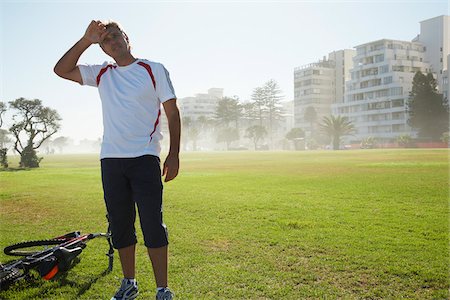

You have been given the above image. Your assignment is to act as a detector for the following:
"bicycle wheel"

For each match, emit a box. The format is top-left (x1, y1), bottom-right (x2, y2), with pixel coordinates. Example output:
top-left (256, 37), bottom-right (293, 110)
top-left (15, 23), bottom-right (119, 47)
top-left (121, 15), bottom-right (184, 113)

top-left (4, 240), bottom-right (64, 257)
top-left (0, 267), bottom-right (23, 290)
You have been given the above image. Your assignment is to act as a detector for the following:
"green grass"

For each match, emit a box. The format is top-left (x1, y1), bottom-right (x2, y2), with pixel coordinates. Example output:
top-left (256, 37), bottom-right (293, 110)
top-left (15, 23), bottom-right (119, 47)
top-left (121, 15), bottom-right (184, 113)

top-left (0, 150), bottom-right (448, 299)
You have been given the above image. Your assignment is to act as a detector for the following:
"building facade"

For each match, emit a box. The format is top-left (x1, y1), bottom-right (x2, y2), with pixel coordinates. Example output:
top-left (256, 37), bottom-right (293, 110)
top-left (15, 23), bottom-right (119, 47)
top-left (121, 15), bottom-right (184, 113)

top-left (294, 15), bottom-right (449, 144)
top-left (293, 49), bottom-right (355, 135)
top-left (443, 53), bottom-right (450, 100)
top-left (413, 15), bottom-right (450, 92)
top-left (335, 39), bottom-right (431, 142)
top-left (178, 88), bottom-right (224, 121)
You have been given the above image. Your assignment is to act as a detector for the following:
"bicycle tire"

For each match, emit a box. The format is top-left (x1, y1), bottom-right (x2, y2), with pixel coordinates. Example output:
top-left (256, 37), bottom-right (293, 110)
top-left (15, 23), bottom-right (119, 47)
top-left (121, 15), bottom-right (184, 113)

top-left (4, 240), bottom-right (65, 257)
top-left (0, 267), bottom-right (22, 290)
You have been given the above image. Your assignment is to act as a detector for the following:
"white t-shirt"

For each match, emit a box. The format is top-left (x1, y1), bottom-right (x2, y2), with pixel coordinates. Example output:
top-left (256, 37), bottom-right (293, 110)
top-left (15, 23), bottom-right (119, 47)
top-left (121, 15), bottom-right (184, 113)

top-left (78, 59), bottom-right (176, 159)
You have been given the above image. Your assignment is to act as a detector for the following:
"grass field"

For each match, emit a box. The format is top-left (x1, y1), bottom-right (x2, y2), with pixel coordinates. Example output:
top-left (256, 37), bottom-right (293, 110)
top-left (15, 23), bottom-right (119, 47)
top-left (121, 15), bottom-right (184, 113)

top-left (0, 149), bottom-right (448, 299)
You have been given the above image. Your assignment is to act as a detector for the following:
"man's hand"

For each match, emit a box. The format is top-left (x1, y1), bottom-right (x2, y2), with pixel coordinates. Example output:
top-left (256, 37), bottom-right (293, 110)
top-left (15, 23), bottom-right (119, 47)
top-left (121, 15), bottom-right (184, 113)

top-left (83, 20), bottom-right (108, 44)
top-left (162, 153), bottom-right (179, 182)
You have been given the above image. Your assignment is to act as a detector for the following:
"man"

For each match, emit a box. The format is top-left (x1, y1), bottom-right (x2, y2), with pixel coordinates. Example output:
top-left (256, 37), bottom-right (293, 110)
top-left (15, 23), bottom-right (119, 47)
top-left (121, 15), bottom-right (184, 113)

top-left (54, 20), bottom-right (180, 300)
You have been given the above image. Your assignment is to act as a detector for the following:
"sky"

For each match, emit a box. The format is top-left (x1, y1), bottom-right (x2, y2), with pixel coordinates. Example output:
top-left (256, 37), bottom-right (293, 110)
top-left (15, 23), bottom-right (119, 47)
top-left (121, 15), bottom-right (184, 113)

top-left (0, 0), bottom-right (448, 142)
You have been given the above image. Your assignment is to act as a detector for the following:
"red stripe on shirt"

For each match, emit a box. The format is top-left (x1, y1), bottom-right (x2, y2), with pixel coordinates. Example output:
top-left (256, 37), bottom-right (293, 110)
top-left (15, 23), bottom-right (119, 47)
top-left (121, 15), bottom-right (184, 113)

top-left (149, 109), bottom-right (161, 142)
top-left (137, 61), bottom-right (156, 89)
top-left (96, 65), bottom-right (116, 86)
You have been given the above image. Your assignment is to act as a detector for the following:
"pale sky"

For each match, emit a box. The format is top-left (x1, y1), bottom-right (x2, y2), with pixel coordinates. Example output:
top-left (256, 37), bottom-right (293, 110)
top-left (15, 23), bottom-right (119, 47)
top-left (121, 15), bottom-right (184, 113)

top-left (1, 0), bottom-right (448, 141)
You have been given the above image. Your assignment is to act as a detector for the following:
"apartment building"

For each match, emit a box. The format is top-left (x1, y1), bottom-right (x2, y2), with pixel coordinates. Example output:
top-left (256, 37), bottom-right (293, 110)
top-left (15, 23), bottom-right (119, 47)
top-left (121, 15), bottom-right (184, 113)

top-left (413, 15), bottom-right (450, 92)
top-left (335, 39), bottom-right (431, 142)
top-left (293, 49), bottom-right (355, 135)
top-left (178, 88), bottom-right (224, 121)
top-left (279, 100), bottom-right (295, 135)
top-left (443, 54), bottom-right (450, 100)
top-left (293, 15), bottom-right (448, 143)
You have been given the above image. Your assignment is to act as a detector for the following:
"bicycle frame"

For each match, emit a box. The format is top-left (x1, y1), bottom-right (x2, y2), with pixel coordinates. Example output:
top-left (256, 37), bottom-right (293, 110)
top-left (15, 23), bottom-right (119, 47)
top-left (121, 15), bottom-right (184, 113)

top-left (1, 224), bottom-right (114, 290)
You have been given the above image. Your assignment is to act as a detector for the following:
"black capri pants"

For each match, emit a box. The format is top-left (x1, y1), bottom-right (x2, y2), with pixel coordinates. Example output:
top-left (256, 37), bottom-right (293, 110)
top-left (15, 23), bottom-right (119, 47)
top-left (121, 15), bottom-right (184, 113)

top-left (101, 155), bottom-right (169, 249)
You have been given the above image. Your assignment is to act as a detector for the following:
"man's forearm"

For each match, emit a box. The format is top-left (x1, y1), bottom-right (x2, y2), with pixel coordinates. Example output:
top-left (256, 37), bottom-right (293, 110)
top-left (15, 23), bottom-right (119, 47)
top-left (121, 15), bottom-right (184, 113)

top-left (54, 37), bottom-right (92, 75)
top-left (167, 110), bottom-right (181, 155)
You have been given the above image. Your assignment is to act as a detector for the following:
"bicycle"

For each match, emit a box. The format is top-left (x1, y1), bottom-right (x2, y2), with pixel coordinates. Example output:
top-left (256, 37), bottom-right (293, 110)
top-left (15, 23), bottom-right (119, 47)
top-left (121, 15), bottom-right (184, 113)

top-left (0, 217), bottom-right (114, 290)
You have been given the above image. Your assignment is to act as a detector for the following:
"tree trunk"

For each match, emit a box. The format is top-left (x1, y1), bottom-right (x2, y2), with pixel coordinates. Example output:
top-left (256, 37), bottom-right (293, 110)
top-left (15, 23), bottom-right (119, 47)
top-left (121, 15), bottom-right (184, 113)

top-left (333, 136), bottom-right (340, 150)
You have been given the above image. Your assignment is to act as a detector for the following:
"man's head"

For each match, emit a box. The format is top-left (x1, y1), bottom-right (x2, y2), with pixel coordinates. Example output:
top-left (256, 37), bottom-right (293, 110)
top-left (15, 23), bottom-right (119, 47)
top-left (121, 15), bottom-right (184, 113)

top-left (99, 21), bottom-right (131, 58)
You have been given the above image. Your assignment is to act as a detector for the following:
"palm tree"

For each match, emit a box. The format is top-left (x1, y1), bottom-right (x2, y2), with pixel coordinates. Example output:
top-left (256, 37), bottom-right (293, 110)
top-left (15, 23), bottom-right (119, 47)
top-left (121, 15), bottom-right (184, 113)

top-left (182, 116), bottom-right (192, 151)
top-left (319, 115), bottom-right (355, 150)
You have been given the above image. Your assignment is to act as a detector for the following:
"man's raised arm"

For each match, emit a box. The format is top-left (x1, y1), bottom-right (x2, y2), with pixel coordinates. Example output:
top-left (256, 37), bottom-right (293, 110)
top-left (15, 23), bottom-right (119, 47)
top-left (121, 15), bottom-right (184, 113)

top-left (54, 20), bottom-right (107, 84)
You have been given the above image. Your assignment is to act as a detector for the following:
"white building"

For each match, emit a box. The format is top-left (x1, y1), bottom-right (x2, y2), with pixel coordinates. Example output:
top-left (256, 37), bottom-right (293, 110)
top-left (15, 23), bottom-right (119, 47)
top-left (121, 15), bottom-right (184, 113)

top-left (293, 49), bottom-right (355, 135)
top-left (335, 39), bottom-right (431, 142)
top-left (413, 15), bottom-right (450, 92)
top-left (178, 88), bottom-right (224, 121)
top-left (279, 100), bottom-right (295, 135)
top-left (443, 54), bottom-right (450, 100)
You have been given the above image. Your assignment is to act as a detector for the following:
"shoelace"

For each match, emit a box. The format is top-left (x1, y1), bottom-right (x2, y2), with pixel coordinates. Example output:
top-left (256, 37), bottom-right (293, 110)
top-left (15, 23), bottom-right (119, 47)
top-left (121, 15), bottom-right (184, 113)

top-left (158, 289), bottom-right (173, 300)
top-left (115, 280), bottom-right (134, 298)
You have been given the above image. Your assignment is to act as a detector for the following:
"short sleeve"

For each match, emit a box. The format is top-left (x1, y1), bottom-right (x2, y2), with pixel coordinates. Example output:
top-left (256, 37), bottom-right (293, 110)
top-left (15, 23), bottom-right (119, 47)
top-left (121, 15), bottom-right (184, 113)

top-left (78, 63), bottom-right (106, 87)
top-left (155, 63), bottom-right (177, 103)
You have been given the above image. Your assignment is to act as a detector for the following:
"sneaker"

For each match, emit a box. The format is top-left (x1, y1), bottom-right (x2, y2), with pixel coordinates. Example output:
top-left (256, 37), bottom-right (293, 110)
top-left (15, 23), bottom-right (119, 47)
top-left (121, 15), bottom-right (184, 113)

top-left (111, 278), bottom-right (139, 300)
top-left (156, 287), bottom-right (174, 300)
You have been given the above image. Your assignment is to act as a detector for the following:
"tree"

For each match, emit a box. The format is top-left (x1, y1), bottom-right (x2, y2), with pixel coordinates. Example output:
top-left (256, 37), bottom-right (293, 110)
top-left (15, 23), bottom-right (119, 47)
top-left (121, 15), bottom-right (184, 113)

top-left (360, 136), bottom-right (377, 149)
top-left (0, 101), bottom-right (9, 168)
top-left (396, 134), bottom-right (413, 148)
top-left (182, 116), bottom-right (192, 151)
top-left (216, 127), bottom-right (239, 150)
top-left (52, 136), bottom-right (69, 153)
top-left (441, 132), bottom-right (449, 145)
top-left (251, 87), bottom-right (267, 127)
top-left (319, 115), bottom-right (355, 150)
top-left (245, 125), bottom-right (267, 150)
top-left (407, 71), bottom-right (449, 140)
top-left (215, 96), bottom-right (242, 129)
top-left (263, 80), bottom-right (284, 146)
top-left (197, 116), bottom-right (211, 133)
top-left (0, 127), bottom-right (9, 168)
top-left (189, 127), bottom-right (199, 151)
top-left (285, 127), bottom-right (305, 150)
top-left (0, 101), bottom-right (6, 128)
top-left (9, 98), bottom-right (61, 168)
top-left (0, 129), bottom-right (12, 149)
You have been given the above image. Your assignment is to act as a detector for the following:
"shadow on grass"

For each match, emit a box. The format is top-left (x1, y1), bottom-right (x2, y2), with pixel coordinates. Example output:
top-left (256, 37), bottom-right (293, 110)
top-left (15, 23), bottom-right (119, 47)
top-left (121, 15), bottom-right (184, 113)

top-left (1, 258), bottom-right (112, 298)
top-left (0, 167), bottom-right (30, 172)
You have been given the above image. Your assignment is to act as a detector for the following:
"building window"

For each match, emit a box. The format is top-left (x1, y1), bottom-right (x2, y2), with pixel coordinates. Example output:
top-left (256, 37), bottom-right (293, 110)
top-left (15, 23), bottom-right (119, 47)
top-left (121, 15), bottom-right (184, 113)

top-left (379, 65), bottom-right (389, 73)
top-left (375, 54), bottom-right (384, 63)
top-left (390, 87), bottom-right (403, 96)
top-left (391, 99), bottom-right (404, 107)
top-left (392, 124), bottom-right (405, 132)
top-left (384, 76), bottom-right (393, 84)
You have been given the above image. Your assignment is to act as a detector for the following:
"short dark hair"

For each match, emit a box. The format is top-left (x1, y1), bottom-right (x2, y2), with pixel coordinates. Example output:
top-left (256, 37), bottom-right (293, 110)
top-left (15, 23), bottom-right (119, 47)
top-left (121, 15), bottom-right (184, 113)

top-left (104, 20), bottom-right (126, 34)
top-left (102, 20), bottom-right (130, 46)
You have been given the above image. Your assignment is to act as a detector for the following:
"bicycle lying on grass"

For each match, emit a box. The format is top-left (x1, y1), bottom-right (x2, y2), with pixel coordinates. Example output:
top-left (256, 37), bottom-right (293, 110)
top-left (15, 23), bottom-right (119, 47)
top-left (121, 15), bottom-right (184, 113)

top-left (0, 219), bottom-right (114, 291)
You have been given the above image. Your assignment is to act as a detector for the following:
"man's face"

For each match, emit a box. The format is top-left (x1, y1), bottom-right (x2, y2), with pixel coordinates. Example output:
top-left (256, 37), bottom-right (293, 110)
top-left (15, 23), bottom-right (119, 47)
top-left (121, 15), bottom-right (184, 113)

top-left (99, 27), bottom-right (130, 58)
